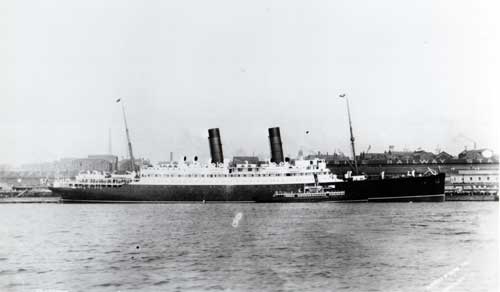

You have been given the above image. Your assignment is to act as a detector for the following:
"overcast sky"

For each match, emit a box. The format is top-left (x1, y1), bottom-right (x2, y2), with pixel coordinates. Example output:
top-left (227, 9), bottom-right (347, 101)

top-left (1, 0), bottom-right (499, 165)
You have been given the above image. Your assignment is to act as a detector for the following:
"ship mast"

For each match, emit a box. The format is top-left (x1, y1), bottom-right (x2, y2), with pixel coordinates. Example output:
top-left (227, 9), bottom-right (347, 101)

top-left (117, 98), bottom-right (137, 172)
top-left (108, 127), bottom-right (112, 154)
top-left (339, 94), bottom-right (358, 174)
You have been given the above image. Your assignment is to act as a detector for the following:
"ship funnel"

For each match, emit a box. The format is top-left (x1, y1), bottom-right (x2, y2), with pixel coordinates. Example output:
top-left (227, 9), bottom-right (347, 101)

top-left (268, 127), bottom-right (284, 164)
top-left (208, 128), bottom-right (224, 164)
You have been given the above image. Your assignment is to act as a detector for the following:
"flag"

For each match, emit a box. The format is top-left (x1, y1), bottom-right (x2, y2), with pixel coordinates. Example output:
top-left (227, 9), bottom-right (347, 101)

top-left (116, 98), bottom-right (121, 103)
top-left (339, 94), bottom-right (346, 98)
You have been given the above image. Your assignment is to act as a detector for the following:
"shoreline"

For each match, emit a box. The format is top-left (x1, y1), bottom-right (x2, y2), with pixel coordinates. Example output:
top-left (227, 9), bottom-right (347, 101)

top-left (0, 197), bottom-right (61, 203)
top-left (1, 196), bottom-right (498, 203)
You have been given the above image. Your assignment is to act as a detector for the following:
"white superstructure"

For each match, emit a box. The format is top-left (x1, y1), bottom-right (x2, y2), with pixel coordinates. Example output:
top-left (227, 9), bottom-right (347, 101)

top-left (53, 158), bottom-right (346, 189)
top-left (137, 158), bottom-right (344, 186)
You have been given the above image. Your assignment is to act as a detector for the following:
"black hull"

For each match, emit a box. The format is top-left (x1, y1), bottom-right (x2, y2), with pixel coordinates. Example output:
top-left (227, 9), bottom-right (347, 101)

top-left (50, 173), bottom-right (445, 203)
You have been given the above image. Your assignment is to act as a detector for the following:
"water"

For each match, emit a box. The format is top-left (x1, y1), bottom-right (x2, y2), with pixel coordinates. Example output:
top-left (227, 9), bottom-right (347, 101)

top-left (0, 202), bottom-right (497, 291)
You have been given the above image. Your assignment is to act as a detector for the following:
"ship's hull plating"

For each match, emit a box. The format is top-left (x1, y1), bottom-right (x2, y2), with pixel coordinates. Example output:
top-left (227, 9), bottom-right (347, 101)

top-left (50, 174), bottom-right (445, 203)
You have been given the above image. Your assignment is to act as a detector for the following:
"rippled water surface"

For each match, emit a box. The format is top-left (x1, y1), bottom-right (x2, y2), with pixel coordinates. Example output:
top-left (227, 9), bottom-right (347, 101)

top-left (0, 202), bottom-right (498, 291)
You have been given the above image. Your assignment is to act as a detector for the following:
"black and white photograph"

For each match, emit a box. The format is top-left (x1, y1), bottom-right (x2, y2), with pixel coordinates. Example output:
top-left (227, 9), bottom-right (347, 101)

top-left (1, 0), bottom-right (498, 291)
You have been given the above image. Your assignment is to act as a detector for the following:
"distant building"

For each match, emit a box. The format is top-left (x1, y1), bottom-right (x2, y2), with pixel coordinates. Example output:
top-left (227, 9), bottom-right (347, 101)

top-left (0, 164), bottom-right (13, 172)
top-left (298, 147), bottom-right (500, 166)
top-left (458, 149), bottom-right (497, 162)
top-left (118, 158), bottom-right (151, 172)
top-left (304, 152), bottom-right (349, 162)
top-left (359, 152), bottom-right (387, 161)
top-left (87, 155), bottom-right (118, 171)
top-left (11, 155), bottom-right (119, 177)
top-left (69, 158), bottom-right (113, 173)
top-left (411, 150), bottom-right (435, 161)
top-left (386, 151), bottom-right (414, 161)
top-left (435, 151), bottom-right (453, 161)
top-left (53, 155), bottom-right (119, 176)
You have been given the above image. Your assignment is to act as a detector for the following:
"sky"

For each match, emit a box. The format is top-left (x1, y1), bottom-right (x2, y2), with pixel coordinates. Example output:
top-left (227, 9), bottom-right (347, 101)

top-left (1, 0), bottom-right (499, 165)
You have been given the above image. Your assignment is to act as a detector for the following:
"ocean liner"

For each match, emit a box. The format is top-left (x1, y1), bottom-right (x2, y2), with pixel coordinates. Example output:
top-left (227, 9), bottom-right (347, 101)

top-left (50, 127), bottom-right (445, 203)
top-left (50, 98), bottom-right (445, 203)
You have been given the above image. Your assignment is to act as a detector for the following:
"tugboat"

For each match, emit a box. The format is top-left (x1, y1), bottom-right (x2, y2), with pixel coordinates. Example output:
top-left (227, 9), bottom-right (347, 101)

top-left (270, 174), bottom-right (347, 202)
top-left (272, 186), bottom-right (344, 202)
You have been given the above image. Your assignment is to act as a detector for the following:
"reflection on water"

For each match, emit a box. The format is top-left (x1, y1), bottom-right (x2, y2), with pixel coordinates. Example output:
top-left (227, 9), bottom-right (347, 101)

top-left (0, 202), bottom-right (497, 291)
